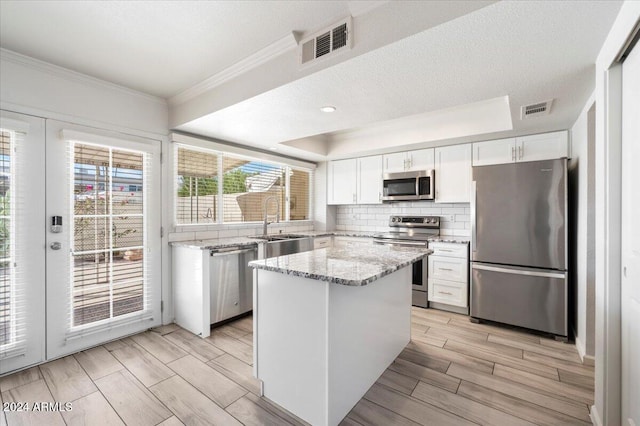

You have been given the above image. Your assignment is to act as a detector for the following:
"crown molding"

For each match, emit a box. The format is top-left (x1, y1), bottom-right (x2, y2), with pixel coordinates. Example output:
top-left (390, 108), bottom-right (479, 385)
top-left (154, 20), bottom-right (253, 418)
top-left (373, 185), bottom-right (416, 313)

top-left (0, 48), bottom-right (167, 105)
top-left (169, 32), bottom-right (298, 107)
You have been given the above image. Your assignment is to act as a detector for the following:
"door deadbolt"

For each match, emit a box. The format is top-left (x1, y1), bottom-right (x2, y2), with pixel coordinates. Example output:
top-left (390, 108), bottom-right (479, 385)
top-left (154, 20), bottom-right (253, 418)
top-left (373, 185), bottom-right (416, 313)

top-left (50, 242), bottom-right (62, 250)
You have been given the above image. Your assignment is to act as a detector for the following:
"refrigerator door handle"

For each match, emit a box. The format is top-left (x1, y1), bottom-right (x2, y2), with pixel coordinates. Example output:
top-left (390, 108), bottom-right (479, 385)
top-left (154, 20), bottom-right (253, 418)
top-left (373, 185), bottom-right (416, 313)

top-left (471, 180), bottom-right (477, 253)
top-left (472, 263), bottom-right (566, 279)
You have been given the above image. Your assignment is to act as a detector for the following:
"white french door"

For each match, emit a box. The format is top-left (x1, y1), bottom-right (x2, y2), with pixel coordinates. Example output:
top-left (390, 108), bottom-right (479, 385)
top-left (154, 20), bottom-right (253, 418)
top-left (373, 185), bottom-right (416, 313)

top-left (0, 111), bottom-right (46, 374)
top-left (45, 120), bottom-right (162, 359)
top-left (621, 40), bottom-right (639, 426)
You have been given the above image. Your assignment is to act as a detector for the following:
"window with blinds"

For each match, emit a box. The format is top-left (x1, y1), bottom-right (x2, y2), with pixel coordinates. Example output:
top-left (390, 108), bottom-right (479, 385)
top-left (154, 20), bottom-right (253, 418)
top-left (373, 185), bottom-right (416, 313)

top-left (0, 124), bottom-right (28, 357)
top-left (175, 145), bottom-right (312, 225)
top-left (0, 129), bottom-right (15, 347)
top-left (72, 142), bottom-right (149, 327)
top-left (176, 147), bottom-right (219, 224)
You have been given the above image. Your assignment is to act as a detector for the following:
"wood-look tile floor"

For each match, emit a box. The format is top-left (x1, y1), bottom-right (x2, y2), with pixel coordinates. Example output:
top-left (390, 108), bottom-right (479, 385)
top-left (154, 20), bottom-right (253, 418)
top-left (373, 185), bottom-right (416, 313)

top-left (0, 308), bottom-right (594, 426)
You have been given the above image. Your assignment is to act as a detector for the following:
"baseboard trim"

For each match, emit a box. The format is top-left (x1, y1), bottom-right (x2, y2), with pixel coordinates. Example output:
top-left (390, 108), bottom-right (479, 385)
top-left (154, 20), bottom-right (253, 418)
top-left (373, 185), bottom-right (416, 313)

top-left (575, 335), bottom-right (586, 360)
top-left (590, 404), bottom-right (602, 426)
top-left (574, 335), bottom-right (596, 366)
top-left (583, 354), bottom-right (596, 367)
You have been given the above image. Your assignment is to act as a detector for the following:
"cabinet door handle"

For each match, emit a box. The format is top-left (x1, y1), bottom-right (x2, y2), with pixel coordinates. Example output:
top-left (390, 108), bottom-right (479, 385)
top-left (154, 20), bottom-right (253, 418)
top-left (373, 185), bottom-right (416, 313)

top-left (511, 146), bottom-right (516, 161)
top-left (379, 192), bottom-right (382, 201)
top-left (353, 193), bottom-right (356, 203)
top-left (518, 145), bottom-right (523, 160)
top-left (439, 268), bottom-right (454, 271)
top-left (438, 291), bottom-right (453, 296)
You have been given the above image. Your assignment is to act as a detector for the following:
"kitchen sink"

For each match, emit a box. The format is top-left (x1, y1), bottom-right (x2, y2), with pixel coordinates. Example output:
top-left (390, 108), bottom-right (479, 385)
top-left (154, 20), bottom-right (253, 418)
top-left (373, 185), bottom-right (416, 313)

top-left (253, 236), bottom-right (313, 257)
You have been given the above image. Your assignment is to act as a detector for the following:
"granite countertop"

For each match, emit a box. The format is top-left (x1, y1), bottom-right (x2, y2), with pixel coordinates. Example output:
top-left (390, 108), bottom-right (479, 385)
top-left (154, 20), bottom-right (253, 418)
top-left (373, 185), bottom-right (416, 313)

top-left (170, 231), bottom-right (469, 250)
top-left (249, 244), bottom-right (432, 286)
top-left (170, 237), bottom-right (260, 250)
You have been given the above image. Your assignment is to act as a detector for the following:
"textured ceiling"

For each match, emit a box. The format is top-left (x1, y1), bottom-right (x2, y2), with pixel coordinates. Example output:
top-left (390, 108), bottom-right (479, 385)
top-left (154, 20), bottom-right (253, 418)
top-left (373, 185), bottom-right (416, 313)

top-left (0, 0), bottom-right (375, 97)
top-left (0, 1), bottom-right (624, 161)
top-left (177, 0), bottom-right (622, 160)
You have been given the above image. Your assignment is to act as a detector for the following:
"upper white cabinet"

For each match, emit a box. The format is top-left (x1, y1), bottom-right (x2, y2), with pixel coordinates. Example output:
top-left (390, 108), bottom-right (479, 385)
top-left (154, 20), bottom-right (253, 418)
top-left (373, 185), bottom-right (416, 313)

top-left (515, 131), bottom-right (569, 162)
top-left (472, 131), bottom-right (569, 166)
top-left (327, 158), bottom-right (357, 205)
top-left (357, 155), bottom-right (383, 204)
top-left (472, 138), bottom-right (516, 166)
top-left (383, 148), bottom-right (434, 173)
top-left (434, 144), bottom-right (472, 203)
top-left (383, 152), bottom-right (407, 173)
top-left (328, 156), bottom-right (382, 205)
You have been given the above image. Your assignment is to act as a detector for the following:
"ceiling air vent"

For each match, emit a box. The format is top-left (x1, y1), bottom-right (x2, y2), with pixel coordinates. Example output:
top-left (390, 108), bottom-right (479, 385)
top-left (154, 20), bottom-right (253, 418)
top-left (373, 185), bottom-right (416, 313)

top-left (300, 17), bottom-right (352, 65)
top-left (521, 99), bottom-right (554, 119)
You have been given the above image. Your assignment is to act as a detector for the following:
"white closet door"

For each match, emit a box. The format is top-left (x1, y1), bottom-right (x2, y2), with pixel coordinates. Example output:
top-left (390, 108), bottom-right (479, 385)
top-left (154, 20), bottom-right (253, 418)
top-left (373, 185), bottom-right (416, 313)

top-left (621, 40), bottom-right (640, 426)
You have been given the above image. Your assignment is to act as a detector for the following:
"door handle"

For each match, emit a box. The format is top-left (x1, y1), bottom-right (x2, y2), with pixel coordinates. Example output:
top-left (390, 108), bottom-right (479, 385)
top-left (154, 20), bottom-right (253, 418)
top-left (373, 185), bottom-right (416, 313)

top-left (50, 242), bottom-right (62, 250)
top-left (511, 146), bottom-right (516, 161)
top-left (471, 181), bottom-right (477, 252)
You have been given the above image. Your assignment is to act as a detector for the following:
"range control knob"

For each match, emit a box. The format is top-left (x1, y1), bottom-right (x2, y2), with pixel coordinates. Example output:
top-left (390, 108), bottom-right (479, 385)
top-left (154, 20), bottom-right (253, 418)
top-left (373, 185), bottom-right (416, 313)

top-left (391, 217), bottom-right (397, 223)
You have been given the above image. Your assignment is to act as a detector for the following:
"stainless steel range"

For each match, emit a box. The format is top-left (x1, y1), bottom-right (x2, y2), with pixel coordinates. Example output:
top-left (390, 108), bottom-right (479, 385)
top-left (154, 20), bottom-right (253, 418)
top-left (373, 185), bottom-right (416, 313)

top-left (374, 216), bottom-right (440, 308)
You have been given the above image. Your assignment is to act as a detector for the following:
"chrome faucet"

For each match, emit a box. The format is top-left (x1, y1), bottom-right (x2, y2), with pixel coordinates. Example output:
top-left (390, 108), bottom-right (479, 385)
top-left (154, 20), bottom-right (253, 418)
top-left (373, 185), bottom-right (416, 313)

top-left (263, 196), bottom-right (280, 236)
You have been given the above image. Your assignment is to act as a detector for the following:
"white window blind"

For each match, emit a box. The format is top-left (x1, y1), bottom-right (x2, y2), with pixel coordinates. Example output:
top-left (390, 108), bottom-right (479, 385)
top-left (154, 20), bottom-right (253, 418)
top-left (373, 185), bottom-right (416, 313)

top-left (175, 144), bottom-right (313, 225)
top-left (0, 126), bottom-right (25, 357)
top-left (70, 141), bottom-right (151, 329)
top-left (175, 146), bottom-right (219, 224)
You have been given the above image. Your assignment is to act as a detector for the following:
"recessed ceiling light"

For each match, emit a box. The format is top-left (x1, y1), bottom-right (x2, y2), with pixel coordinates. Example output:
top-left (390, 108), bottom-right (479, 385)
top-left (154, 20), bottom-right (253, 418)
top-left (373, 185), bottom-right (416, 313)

top-left (320, 106), bottom-right (336, 113)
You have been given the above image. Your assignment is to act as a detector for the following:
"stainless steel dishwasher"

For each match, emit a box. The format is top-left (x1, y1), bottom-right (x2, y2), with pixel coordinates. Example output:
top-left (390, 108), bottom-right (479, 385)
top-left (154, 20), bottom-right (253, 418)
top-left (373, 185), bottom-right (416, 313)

top-left (209, 245), bottom-right (257, 325)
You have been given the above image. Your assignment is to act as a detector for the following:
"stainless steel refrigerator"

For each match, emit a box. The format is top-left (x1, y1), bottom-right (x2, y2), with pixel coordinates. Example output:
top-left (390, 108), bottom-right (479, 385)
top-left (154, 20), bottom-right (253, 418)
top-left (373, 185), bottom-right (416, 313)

top-left (470, 158), bottom-right (568, 338)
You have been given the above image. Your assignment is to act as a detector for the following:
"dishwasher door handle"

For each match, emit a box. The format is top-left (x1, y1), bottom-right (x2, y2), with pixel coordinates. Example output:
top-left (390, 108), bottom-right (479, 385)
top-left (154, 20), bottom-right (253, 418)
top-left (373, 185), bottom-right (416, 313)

top-left (210, 247), bottom-right (256, 256)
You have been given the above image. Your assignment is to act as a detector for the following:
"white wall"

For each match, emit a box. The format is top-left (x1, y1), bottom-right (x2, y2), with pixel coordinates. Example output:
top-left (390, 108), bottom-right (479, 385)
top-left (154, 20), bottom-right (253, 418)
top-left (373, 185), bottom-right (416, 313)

top-left (592, 2), bottom-right (640, 425)
top-left (0, 48), bottom-right (172, 323)
top-left (569, 92), bottom-right (595, 361)
top-left (335, 202), bottom-right (470, 235)
top-left (0, 49), bottom-right (167, 136)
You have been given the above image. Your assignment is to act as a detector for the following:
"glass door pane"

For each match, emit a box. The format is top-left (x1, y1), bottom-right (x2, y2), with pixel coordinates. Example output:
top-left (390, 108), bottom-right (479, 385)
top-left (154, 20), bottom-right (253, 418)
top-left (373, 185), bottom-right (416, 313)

top-left (72, 143), bottom-right (147, 327)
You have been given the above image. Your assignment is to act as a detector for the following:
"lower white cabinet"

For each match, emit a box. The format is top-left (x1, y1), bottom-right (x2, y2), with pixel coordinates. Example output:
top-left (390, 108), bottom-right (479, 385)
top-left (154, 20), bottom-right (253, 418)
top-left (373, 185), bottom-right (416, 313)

top-left (427, 242), bottom-right (469, 309)
top-left (428, 279), bottom-right (467, 307)
top-left (313, 236), bottom-right (331, 249)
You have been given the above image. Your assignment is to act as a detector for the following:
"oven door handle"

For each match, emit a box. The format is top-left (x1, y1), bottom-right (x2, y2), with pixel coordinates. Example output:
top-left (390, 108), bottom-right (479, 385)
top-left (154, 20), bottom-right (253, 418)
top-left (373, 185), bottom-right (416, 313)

top-left (373, 239), bottom-right (427, 247)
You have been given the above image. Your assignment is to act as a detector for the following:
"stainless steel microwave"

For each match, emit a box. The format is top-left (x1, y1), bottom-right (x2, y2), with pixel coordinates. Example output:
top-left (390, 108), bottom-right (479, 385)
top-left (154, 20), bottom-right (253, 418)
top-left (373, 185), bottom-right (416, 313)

top-left (382, 170), bottom-right (435, 202)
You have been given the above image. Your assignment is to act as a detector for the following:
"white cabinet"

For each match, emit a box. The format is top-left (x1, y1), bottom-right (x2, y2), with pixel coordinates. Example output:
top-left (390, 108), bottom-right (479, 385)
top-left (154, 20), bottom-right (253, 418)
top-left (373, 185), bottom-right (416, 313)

top-left (472, 138), bottom-right (516, 166)
top-left (516, 131), bottom-right (569, 162)
top-left (327, 158), bottom-right (357, 205)
top-left (313, 236), bottom-right (331, 249)
top-left (434, 144), bottom-right (471, 203)
top-left (328, 156), bottom-right (382, 205)
top-left (472, 131), bottom-right (569, 166)
top-left (383, 148), bottom-right (434, 173)
top-left (383, 152), bottom-right (407, 173)
top-left (427, 242), bottom-right (469, 309)
top-left (332, 236), bottom-right (373, 247)
top-left (357, 155), bottom-right (383, 204)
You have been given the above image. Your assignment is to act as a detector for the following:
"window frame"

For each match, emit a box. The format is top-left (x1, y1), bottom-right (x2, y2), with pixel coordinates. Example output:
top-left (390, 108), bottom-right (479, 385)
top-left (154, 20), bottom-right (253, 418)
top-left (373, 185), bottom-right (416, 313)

top-left (172, 134), bottom-right (315, 227)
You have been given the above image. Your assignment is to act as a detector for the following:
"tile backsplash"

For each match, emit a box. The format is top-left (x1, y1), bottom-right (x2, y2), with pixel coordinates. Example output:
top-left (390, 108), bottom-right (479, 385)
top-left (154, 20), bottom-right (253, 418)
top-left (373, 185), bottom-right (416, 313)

top-left (335, 202), bottom-right (471, 236)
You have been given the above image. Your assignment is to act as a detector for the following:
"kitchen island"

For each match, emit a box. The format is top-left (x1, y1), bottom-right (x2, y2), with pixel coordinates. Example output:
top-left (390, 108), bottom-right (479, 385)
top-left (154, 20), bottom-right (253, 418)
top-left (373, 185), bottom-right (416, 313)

top-left (249, 244), bottom-right (431, 426)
